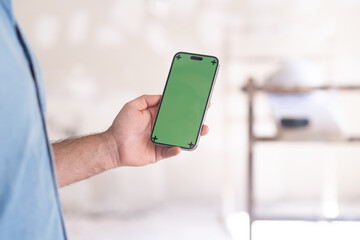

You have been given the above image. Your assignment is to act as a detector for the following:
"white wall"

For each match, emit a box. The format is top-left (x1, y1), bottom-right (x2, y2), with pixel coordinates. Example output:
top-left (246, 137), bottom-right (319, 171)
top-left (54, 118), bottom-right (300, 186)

top-left (13, 0), bottom-right (360, 218)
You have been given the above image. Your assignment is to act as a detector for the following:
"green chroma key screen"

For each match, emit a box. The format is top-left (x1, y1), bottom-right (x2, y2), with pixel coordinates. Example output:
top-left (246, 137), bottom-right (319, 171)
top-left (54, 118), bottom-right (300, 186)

top-left (151, 52), bottom-right (219, 150)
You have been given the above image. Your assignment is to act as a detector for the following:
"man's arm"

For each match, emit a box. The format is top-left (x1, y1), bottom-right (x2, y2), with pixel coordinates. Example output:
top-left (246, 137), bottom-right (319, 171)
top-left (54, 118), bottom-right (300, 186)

top-left (52, 95), bottom-right (209, 187)
top-left (52, 132), bottom-right (118, 187)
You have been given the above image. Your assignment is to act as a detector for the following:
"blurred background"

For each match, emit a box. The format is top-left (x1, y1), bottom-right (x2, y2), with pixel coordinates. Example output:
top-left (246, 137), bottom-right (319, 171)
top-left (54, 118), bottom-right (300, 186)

top-left (13, 0), bottom-right (360, 239)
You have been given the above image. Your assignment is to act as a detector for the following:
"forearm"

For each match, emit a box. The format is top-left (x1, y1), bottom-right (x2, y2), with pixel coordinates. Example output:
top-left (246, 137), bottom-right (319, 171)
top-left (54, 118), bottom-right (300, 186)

top-left (52, 131), bottom-right (119, 187)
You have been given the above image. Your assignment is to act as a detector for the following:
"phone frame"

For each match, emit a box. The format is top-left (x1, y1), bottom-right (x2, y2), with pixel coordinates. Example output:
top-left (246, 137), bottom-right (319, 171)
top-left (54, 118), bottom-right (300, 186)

top-left (150, 51), bottom-right (220, 150)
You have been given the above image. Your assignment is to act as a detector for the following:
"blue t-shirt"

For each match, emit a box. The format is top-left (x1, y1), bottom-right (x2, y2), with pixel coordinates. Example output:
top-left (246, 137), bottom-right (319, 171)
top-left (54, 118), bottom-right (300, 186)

top-left (0, 0), bottom-right (67, 239)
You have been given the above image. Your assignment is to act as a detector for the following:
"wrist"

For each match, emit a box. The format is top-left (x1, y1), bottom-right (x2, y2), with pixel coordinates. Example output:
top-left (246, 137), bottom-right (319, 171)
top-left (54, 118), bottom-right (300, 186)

top-left (102, 130), bottom-right (121, 169)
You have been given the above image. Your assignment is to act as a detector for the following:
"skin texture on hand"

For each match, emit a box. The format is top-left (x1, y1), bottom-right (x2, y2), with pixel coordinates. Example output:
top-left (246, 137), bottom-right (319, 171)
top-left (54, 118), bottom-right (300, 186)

top-left (53, 94), bottom-right (209, 187)
top-left (107, 94), bottom-right (209, 167)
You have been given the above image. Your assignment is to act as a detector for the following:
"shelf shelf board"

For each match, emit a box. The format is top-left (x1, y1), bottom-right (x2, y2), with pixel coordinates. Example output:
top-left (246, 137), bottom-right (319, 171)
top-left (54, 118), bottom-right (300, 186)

top-left (242, 84), bottom-right (360, 94)
top-left (254, 136), bottom-right (360, 143)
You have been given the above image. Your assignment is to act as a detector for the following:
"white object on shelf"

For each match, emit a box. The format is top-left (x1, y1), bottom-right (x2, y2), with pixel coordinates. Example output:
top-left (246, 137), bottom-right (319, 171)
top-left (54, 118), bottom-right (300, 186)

top-left (265, 58), bottom-right (344, 141)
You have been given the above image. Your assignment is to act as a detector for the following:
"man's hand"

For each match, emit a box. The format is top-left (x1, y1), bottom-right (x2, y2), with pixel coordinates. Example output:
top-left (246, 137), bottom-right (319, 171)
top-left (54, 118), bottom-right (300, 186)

top-left (106, 94), bottom-right (209, 167)
top-left (53, 94), bottom-right (210, 187)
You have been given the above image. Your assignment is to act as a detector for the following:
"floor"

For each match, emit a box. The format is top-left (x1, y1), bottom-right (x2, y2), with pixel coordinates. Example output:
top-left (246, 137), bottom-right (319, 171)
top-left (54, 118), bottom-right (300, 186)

top-left (64, 202), bottom-right (232, 240)
top-left (253, 220), bottom-right (360, 240)
top-left (64, 203), bottom-right (360, 240)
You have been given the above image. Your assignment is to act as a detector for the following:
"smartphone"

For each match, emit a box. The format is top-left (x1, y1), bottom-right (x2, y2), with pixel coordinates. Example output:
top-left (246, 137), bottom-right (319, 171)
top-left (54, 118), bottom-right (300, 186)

top-left (151, 52), bottom-right (219, 150)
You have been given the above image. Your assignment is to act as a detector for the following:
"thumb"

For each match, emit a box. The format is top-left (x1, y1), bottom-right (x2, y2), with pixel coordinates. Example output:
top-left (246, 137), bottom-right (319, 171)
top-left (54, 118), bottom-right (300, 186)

top-left (134, 94), bottom-right (162, 110)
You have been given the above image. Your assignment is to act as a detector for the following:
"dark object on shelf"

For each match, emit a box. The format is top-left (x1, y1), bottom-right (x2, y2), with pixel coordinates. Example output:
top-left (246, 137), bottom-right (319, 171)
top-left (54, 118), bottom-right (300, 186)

top-left (280, 118), bottom-right (309, 128)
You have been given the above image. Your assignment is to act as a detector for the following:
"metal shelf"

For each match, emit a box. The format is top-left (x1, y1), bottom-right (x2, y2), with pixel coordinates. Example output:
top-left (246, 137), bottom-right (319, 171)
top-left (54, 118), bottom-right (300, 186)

top-left (241, 78), bottom-right (360, 239)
